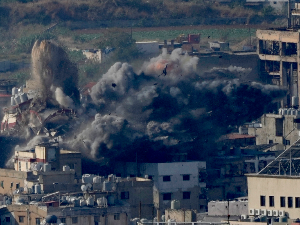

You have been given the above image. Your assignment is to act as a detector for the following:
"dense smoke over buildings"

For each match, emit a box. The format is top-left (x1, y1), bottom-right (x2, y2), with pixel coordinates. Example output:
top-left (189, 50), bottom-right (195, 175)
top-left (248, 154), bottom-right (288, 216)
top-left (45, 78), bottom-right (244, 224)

top-left (1, 41), bottom-right (287, 166)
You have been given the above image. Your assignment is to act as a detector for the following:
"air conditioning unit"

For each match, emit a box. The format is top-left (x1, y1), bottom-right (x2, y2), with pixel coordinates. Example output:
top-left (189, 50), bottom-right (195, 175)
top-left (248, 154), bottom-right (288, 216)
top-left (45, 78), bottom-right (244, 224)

top-left (241, 215), bottom-right (247, 220)
top-left (273, 210), bottom-right (279, 217)
top-left (279, 210), bottom-right (285, 217)
top-left (267, 210), bottom-right (273, 216)
top-left (249, 209), bottom-right (255, 216)
top-left (255, 209), bottom-right (261, 215)
top-left (261, 209), bottom-right (267, 216)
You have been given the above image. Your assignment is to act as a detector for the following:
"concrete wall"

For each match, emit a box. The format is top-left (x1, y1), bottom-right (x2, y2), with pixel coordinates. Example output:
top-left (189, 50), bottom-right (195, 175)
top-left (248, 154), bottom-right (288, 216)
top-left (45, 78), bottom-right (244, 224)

top-left (59, 150), bottom-right (82, 177)
top-left (247, 175), bottom-right (300, 219)
top-left (250, 114), bottom-right (300, 149)
top-left (165, 209), bottom-right (196, 222)
top-left (0, 169), bottom-right (35, 195)
top-left (208, 200), bottom-right (248, 216)
top-left (116, 179), bottom-right (154, 219)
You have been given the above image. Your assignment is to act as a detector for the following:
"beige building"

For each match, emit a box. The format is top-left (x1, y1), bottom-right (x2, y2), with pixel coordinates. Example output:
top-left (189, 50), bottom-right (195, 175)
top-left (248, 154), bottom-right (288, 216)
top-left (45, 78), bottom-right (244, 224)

top-left (247, 139), bottom-right (300, 220)
top-left (14, 142), bottom-right (82, 176)
top-left (248, 113), bottom-right (300, 150)
top-left (0, 200), bottom-right (130, 225)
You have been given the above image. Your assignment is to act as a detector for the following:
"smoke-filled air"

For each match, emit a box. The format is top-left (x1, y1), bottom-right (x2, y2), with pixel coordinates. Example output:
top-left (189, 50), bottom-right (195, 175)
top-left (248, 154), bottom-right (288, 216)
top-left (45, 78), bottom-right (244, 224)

top-left (6, 42), bottom-right (287, 165)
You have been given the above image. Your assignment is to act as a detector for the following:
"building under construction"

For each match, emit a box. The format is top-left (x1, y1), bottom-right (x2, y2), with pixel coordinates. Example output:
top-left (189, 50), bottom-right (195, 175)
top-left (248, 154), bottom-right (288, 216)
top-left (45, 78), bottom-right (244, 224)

top-left (257, 2), bottom-right (300, 107)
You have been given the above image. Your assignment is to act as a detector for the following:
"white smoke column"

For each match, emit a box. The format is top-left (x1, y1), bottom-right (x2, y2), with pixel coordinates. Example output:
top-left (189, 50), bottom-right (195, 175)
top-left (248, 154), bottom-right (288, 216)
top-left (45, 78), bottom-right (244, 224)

top-left (54, 87), bottom-right (75, 109)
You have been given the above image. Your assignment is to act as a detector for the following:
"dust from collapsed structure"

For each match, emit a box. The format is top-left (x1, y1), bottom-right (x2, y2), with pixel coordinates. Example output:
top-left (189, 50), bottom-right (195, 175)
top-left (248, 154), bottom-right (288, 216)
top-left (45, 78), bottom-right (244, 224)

top-left (0, 40), bottom-right (287, 172)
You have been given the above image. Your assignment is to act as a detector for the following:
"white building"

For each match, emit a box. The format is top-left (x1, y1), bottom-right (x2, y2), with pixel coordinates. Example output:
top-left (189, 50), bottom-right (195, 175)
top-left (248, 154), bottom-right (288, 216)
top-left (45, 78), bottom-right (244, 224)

top-left (115, 161), bottom-right (206, 214)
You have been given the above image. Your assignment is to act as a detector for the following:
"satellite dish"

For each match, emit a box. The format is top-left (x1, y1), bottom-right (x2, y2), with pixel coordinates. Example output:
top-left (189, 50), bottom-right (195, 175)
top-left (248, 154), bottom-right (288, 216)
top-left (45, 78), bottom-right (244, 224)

top-left (81, 185), bottom-right (87, 192)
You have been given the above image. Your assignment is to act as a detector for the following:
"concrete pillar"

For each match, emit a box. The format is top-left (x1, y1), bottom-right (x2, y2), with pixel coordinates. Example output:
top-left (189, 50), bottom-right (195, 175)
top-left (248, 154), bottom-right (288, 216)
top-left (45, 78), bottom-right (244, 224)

top-left (157, 209), bottom-right (161, 222)
top-left (281, 61), bottom-right (288, 107)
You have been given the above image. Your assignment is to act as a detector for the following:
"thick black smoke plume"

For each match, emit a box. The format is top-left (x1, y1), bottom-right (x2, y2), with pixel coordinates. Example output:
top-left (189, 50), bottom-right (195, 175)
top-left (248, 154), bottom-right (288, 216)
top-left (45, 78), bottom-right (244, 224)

top-left (67, 49), bottom-right (286, 162)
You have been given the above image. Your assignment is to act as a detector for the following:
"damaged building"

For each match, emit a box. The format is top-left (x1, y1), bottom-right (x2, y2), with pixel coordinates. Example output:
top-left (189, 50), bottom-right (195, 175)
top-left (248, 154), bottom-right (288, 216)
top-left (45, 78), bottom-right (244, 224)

top-left (256, 4), bottom-right (300, 107)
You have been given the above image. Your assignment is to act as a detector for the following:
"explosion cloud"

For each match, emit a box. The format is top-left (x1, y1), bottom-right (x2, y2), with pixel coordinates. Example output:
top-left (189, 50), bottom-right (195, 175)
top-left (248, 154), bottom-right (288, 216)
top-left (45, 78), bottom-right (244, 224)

top-left (67, 48), bottom-right (286, 162)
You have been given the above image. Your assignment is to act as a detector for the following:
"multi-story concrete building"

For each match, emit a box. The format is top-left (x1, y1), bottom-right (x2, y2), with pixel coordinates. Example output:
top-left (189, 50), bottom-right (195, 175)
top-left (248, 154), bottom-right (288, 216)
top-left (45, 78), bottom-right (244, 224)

top-left (256, 3), bottom-right (300, 107)
top-left (115, 161), bottom-right (207, 214)
top-left (247, 139), bottom-right (300, 220)
top-left (248, 113), bottom-right (300, 150)
top-left (0, 199), bottom-right (130, 225)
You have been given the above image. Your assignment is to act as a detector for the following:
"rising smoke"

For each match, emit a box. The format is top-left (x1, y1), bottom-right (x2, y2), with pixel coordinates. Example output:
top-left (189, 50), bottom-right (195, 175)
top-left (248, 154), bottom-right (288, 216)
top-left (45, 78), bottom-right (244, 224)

top-left (2, 42), bottom-right (287, 165)
top-left (67, 48), bottom-right (286, 162)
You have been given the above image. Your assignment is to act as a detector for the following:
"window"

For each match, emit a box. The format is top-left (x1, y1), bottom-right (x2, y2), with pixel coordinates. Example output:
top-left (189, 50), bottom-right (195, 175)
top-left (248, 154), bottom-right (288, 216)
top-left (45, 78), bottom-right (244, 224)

top-left (114, 214), bottom-right (120, 220)
top-left (6, 217), bottom-right (10, 222)
top-left (163, 176), bottom-right (171, 182)
top-left (296, 197), bottom-right (300, 208)
top-left (183, 175), bottom-right (190, 181)
top-left (260, 196), bottom-right (266, 206)
top-left (280, 197), bottom-right (285, 207)
top-left (269, 196), bottom-right (275, 207)
top-left (163, 193), bottom-right (172, 200)
top-left (269, 140), bottom-right (274, 144)
top-left (1, 181), bottom-right (3, 188)
top-left (288, 197), bottom-right (293, 208)
top-left (121, 191), bottom-right (129, 199)
top-left (36, 218), bottom-right (41, 225)
top-left (285, 140), bottom-right (291, 145)
top-left (60, 218), bottom-right (66, 223)
top-left (148, 175), bottom-right (153, 180)
top-left (183, 192), bottom-right (191, 199)
top-left (72, 217), bottom-right (78, 224)
top-left (16, 183), bottom-right (20, 189)
top-left (129, 174), bottom-right (135, 177)
top-left (19, 216), bottom-right (25, 223)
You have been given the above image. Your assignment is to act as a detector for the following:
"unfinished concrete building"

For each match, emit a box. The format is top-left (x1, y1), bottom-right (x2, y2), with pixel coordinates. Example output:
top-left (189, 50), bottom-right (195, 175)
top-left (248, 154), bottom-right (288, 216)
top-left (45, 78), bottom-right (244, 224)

top-left (257, 3), bottom-right (300, 107)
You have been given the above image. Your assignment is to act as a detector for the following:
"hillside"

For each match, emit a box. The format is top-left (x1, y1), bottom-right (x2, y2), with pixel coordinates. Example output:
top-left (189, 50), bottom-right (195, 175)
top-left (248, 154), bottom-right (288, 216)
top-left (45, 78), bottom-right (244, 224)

top-left (0, 0), bottom-right (263, 28)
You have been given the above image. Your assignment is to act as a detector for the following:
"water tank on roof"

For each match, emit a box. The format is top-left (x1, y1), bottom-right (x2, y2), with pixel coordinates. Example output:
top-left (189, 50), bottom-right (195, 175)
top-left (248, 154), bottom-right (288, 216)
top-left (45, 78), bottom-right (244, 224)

top-left (279, 108), bottom-right (283, 115)
top-left (292, 96), bottom-right (299, 107)
top-left (108, 174), bottom-right (115, 182)
top-left (72, 198), bottom-right (80, 207)
top-left (103, 181), bottom-right (111, 191)
top-left (171, 200), bottom-right (180, 209)
top-left (34, 184), bottom-right (41, 194)
top-left (44, 163), bottom-right (51, 172)
top-left (45, 215), bottom-right (57, 224)
top-left (80, 199), bottom-right (86, 206)
top-left (81, 185), bottom-right (87, 192)
top-left (20, 93), bottom-right (28, 103)
top-left (63, 165), bottom-right (70, 172)
top-left (12, 87), bottom-right (18, 96)
top-left (10, 97), bottom-right (15, 106)
top-left (14, 96), bottom-right (21, 105)
top-left (107, 195), bottom-right (115, 205)
top-left (87, 197), bottom-right (94, 206)
top-left (82, 174), bottom-right (94, 183)
top-left (93, 176), bottom-right (101, 183)
top-left (18, 87), bottom-right (23, 94)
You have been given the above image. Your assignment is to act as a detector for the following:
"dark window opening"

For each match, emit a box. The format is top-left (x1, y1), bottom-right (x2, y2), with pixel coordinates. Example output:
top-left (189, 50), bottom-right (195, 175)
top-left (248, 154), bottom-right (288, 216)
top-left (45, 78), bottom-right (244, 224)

top-left (163, 176), bottom-right (171, 182)
top-left (114, 214), bottom-right (120, 220)
top-left (269, 140), bottom-right (274, 144)
top-left (288, 197), bottom-right (293, 208)
top-left (163, 193), bottom-right (172, 200)
top-left (148, 175), bottom-right (153, 180)
top-left (260, 195), bottom-right (266, 206)
top-left (19, 216), bottom-right (25, 223)
top-left (183, 174), bottom-right (190, 181)
top-left (72, 217), bottom-right (78, 224)
top-left (6, 217), bottom-right (10, 222)
top-left (280, 196), bottom-right (285, 207)
top-left (296, 197), bottom-right (300, 208)
top-left (183, 192), bottom-right (191, 199)
top-left (285, 140), bottom-right (291, 145)
top-left (269, 196), bottom-right (275, 207)
top-left (121, 191), bottom-right (129, 199)
top-left (36, 218), bottom-right (41, 225)
top-left (60, 218), bottom-right (66, 223)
